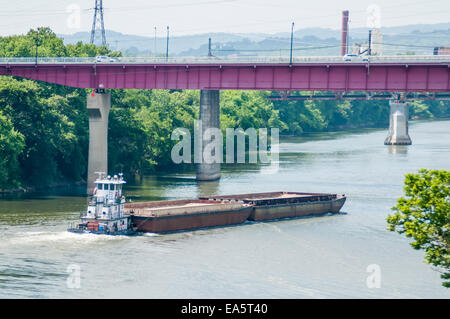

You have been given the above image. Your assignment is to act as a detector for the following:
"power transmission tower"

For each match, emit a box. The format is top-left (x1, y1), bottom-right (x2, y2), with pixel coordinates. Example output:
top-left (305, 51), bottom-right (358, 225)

top-left (90, 0), bottom-right (107, 46)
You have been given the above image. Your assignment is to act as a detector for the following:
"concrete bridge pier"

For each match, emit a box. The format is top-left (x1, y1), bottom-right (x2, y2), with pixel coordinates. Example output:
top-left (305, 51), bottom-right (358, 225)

top-left (384, 100), bottom-right (412, 146)
top-left (87, 91), bottom-right (111, 194)
top-left (196, 90), bottom-right (221, 181)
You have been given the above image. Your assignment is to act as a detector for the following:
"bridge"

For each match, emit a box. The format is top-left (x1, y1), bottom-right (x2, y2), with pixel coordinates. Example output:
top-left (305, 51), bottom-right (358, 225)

top-left (1, 55), bottom-right (450, 191)
top-left (1, 56), bottom-right (449, 91)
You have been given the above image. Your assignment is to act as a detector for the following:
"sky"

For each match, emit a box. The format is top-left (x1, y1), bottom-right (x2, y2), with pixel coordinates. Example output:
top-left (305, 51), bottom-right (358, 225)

top-left (0, 0), bottom-right (449, 37)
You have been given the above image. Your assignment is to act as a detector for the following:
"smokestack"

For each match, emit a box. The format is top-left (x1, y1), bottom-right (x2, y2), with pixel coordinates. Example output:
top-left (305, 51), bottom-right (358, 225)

top-left (341, 10), bottom-right (349, 56)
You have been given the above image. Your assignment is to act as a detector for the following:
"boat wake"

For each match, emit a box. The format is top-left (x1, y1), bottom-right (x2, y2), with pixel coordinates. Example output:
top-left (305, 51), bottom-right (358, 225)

top-left (3, 231), bottom-right (128, 247)
top-left (142, 232), bottom-right (161, 237)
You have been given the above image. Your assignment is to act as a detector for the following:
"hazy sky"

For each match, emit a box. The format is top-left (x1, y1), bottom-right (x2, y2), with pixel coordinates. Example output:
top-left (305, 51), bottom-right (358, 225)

top-left (0, 0), bottom-right (449, 37)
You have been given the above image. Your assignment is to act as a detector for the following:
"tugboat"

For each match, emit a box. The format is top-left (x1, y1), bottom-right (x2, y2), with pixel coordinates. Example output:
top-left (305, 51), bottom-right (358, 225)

top-left (68, 173), bottom-right (135, 235)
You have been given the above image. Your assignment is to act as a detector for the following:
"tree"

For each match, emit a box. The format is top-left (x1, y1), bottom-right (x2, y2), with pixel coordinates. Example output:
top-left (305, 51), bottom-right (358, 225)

top-left (387, 169), bottom-right (450, 287)
top-left (0, 77), bottom-right (85, 186)
top-left (0, 110), bottom-right (25, 190)
top-left (221, 91), bottom-right (286, 131)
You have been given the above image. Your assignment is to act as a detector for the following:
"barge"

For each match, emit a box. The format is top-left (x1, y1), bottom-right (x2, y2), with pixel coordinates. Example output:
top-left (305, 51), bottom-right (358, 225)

top-left (200, 192), bottom-right (346, 221)
top-left (125, 199), bottom-right (253, 233)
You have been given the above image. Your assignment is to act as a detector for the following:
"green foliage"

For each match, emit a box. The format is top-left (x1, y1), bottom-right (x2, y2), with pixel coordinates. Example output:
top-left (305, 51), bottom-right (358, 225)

top-left (0, 77), bottom-right (87, 186)
top-left (109, 90), bottom-right (199, 175)
top-left (273, 94), bottom-right (449, 133)
top-left (221, 91), bottom-right (286, 131)
top-left (387, 169), bottom-right (450, 288)
top-left (272, 96), bottom-right (389, 133)
top-left (0, 27), bottom-right (120, 58)
top-left (409, 101), bottom-right (433, 119)
top-left (0, 27), bottom-right (121, 189)
top-left (0, 110), bottom-right (25, 189)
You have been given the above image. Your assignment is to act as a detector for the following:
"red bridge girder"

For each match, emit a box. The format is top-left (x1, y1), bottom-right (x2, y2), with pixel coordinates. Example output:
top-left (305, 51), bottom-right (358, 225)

top-left (0, 62), bottom-right (449, 92)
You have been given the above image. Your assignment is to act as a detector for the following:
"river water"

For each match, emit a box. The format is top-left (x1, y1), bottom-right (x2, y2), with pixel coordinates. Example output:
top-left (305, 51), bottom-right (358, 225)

top-left (1, 120), bottom-right (449, 298)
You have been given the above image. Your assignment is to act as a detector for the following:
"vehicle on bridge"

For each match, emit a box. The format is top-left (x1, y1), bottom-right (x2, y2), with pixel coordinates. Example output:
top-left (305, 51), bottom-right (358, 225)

top-left (343, 54), bottom-right (369, 62)
top-left (433, 47), bottom-right (450, 55)
top-left (96, 56), bottom-right (117, 63)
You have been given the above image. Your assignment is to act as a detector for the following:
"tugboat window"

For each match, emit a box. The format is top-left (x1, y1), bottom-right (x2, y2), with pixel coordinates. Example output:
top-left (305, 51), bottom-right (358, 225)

top-left (98, 184), bottom-right (103, 190)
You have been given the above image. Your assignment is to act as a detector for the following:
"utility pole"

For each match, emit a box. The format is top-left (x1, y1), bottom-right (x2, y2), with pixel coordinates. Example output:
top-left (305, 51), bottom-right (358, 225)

top-left (34, 27), bottom-right (41, 65)
top-left (154, 27), bottom-right (157, 56)
top-left (166, 26), bottom-right (169, 60)
top-left (290, 22), bottom-right (295, 65)
top-left (90, 0), bottom-right (107, 46)
top-left (368, 30), bottom-right (372, 56)
top-left (35, 41), bottom-right (38, 65)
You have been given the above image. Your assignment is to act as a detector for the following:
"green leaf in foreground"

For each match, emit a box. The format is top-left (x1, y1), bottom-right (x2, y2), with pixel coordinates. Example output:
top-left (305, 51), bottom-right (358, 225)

top-left (387, 169), bottom-right (450, 288)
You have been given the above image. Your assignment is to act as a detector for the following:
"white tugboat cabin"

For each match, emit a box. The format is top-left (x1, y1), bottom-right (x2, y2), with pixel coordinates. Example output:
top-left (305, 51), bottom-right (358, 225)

top-left (68, 173), bottom-right (135, 235)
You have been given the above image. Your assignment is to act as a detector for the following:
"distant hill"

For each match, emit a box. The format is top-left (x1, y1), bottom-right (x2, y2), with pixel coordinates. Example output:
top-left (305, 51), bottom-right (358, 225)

top-left (58, 22), bottom-right (450, 57)
top-left (59, 30), bottom-right (263, 56)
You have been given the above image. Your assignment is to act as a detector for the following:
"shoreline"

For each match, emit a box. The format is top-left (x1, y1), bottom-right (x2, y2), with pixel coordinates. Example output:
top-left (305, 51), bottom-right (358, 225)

top-left (2, 117), bottom-right (449, 194)
top-left (0, 180), bottom-right (85, 195)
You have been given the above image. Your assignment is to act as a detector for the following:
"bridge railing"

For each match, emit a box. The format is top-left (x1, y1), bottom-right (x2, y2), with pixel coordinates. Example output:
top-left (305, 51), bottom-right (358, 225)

top-left (0, 55), bottom-right (449, 64)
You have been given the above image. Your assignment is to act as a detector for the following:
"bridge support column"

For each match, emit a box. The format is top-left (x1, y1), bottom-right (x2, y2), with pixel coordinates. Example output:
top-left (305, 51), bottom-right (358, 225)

top-left (196, 90), bottom-right (221, 181)
top-left (384, 100), bottom-right (412, 146)
top-left (87, 91), bottom-right (111, 194)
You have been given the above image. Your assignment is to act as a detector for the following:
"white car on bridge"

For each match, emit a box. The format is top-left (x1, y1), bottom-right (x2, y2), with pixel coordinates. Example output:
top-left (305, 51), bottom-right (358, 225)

top-left (343, 54), bottom-right (369, 62)
top-left (96, 56), bottom-right (117, 63)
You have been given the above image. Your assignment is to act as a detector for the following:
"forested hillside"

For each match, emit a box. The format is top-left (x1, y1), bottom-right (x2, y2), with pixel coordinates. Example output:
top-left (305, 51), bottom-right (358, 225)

top-left (0, 28), bottom-right (449, 191)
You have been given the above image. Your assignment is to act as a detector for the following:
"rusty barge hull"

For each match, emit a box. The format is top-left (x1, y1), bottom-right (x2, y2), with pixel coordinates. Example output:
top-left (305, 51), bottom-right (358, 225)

top-left (125, 199), bottom-right (252, 233)
top-left (200, 192), bottom-right (347, 221)
top-left (248, 196), bottom-right (346, 221)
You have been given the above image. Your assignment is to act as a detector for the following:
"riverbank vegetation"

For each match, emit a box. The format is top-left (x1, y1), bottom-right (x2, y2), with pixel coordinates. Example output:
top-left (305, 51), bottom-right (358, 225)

top-left (1, 28), bottom-right (450, 190)
top-left (387, 169), bottom-right (450, 288)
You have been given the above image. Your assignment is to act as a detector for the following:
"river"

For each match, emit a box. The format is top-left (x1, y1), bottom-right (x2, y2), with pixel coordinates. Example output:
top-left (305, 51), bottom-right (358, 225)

top-left (1, 120), bottom-right (449, 298)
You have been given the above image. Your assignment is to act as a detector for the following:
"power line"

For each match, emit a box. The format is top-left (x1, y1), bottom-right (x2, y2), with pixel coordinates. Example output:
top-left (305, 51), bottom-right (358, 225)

top-left (374, 42), bottom-right (443, 49)
top-left (213, 44), bottom-right (341, 52)
top-left (104, 0), bottom-right (238, 12)
top-left (90, 0), bottom-right (107, 47)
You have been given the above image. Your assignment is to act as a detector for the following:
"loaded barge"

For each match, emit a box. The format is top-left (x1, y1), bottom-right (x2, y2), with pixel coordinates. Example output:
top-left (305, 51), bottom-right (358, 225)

top-left (68, 173), bottom-right (346, 235)
top-left (125, 199), bottom-right (252, 233)
top-left (200, 192), bottom-right (347, 221)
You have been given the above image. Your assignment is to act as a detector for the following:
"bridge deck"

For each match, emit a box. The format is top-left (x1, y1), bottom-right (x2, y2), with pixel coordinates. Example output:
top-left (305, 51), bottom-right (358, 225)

top-left (0, 55), bottom-right (449, 65)
top-left (1, 56), bottom-right (449, 92)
